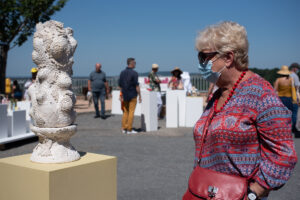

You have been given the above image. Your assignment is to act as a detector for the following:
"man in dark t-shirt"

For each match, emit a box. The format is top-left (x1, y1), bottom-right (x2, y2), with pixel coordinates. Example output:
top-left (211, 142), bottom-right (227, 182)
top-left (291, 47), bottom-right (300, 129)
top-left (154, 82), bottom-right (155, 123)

top-left (88, 63), bottom-right (109, 118)
top-left (118, 58), bottom-right (142, 134)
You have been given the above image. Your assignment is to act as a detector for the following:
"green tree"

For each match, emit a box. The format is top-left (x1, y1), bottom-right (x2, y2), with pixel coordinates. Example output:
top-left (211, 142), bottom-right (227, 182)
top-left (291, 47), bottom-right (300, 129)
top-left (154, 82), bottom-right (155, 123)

top-left (0, 0), bottom-right (68, 93)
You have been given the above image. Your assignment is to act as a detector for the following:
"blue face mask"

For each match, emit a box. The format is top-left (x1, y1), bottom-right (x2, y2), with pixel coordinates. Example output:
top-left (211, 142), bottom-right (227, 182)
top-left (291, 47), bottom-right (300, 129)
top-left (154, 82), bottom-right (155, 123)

top-left (198, 60), bottom-right (226, 84)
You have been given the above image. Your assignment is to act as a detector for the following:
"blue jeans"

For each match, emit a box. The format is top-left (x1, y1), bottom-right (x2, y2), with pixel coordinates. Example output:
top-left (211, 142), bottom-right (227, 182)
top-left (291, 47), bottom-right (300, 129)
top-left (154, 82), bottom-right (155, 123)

top-left (93, 90), bottom-right (106, 116)
top-left (279, 97), bottom-right (293, 111)
top-left (292, 103), bottom-right (298, 128)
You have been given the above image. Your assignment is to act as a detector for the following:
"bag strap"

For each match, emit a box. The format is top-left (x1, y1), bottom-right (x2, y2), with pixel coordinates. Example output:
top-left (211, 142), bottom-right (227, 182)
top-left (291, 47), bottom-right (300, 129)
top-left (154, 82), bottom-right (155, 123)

top-left (197, 108), bottom-right (215, 162)
top-left (197, 105), bottom-right (259, 180)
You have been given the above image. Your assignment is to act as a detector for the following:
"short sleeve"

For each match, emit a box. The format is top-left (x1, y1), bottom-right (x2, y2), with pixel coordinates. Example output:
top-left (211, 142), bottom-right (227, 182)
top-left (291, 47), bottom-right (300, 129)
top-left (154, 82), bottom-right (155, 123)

top-left (294, 75), bottom-right (300, 87)
top-left (89, 72), bottom-right (93, 81)
top-left (254, 85), bottom-right (297, 189)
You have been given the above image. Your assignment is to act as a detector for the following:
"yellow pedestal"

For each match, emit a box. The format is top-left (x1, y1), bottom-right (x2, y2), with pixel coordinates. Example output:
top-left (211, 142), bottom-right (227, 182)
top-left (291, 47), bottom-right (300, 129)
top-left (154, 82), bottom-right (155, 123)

top-left (0, 153), bottom-right (117, 200)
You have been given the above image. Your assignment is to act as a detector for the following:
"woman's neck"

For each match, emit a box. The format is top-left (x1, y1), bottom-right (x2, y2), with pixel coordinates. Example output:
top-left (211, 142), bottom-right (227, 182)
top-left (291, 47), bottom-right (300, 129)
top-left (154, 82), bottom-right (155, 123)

top-left (217, 67), bottom-right (247, 98)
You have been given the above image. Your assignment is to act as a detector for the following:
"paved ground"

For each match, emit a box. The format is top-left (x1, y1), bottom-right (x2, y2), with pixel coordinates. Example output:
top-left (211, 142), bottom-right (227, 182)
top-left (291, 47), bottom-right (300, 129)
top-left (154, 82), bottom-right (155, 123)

top-left (1, 112), bottom-right (300, 200)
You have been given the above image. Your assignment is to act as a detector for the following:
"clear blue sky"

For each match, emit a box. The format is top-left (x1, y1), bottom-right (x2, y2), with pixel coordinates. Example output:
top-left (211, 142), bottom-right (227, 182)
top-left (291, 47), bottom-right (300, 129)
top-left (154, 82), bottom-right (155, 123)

top-left (6, 0), bottom-right (300, 77)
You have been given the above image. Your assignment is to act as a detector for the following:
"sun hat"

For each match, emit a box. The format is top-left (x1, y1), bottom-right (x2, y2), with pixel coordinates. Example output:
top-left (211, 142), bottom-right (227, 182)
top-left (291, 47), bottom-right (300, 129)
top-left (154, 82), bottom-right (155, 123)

top-left (171, 67), bottom-right (183, 75)
top-left (277, 65), bottom-right (291, 75)
top-left (152, 63), bottom-right (159, 69)
top-left (31, 67), bottom-right (38, 73)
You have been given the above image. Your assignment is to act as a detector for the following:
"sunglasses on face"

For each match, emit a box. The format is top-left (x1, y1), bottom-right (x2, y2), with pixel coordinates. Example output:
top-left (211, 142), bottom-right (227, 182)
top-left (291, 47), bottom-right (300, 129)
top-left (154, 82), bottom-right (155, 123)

top-left (198, 51), bottom-right (219, 63)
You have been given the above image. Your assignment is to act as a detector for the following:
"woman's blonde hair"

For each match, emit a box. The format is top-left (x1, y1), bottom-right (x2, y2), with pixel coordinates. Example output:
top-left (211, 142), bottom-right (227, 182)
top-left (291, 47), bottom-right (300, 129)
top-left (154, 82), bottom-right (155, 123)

top-left (196, 21), bottom-right (249, 70)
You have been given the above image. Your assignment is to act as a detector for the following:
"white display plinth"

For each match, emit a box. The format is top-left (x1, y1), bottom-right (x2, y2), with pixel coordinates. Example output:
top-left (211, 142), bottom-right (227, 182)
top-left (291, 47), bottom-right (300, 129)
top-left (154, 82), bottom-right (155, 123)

top-left (0, 105), bottom-right (36, 145)
top-left (177, 90), bottom-right (186, 127)
top-left (111, 90), bottom-right (141, 116)
top-left (17, 101), bottom-right (32, 133)
top-left (8, 110), bottom-right (26, 137)
top-left (166, 90), bottom-right (179, 128)
top-left (185, 97), bottom-right (204, 127)
top-left (111, 90), bottom-right (123, 115)
top-left (0, 104), bottom-right (8, 139)
top-left (141, 91), bottom-right (158, 132)
top-left (17, 101), bottom-right (31, 120)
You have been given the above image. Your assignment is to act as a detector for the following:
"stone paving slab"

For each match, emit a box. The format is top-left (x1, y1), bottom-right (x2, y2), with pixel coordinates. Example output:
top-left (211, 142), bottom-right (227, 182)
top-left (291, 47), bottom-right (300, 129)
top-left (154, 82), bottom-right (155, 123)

top-left (0, 112), bottom-right (299, 200)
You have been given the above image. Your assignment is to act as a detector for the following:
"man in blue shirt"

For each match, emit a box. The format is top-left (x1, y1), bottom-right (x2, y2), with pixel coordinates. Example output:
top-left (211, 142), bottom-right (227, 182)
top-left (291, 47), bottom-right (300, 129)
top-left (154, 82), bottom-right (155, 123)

top-left (119, 58), bottom-right (142, 134)
top-left (88, 63), bottom-right (109, 119)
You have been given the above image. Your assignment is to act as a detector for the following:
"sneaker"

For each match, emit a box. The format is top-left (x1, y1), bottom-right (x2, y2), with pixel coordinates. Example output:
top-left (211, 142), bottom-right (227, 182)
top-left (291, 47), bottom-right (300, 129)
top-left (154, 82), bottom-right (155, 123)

top-left (94, 115), bottom-right (100, 118)
top-left (122, 129), bottom-right (127, 134)
top-left (127, 130), bottom-right (138, 134)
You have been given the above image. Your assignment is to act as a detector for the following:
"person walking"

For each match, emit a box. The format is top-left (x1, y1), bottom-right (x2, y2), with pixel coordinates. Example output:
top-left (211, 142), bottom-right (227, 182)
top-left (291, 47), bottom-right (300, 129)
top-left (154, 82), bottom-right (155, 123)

top-left (289, 62), bottom-right (300, 136)
top-left (148, 63), bottom-right (163, 118)
top-left (119, 58), bottom-right (142, 134)
top-left (88, 63), bottom-right (109, 119)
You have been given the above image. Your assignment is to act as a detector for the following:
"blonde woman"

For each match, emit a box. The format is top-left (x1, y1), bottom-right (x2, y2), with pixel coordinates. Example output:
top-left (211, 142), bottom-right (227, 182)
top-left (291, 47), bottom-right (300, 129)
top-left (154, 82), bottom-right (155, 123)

top-left (183, 21), bottom-right (297, 200)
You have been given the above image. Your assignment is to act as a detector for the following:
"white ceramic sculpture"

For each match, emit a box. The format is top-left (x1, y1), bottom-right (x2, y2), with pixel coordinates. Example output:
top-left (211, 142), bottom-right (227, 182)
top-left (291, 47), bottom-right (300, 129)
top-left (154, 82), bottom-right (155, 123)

top-left (28, 20), bottom-right (80, 163)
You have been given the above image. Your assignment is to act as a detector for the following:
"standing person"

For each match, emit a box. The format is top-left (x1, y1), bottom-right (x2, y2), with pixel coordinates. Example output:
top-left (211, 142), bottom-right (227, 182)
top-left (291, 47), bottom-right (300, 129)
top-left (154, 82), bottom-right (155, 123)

top-left (88, 63), bottom-right (109, 119)
top-left (12, 80), bottom-right (22, 101)
top-left (24, 67), bottom-right (38, 101)
top-left (148, 63), bottom-right (163, 118)
top-left (5, 78), bottom-right (12, 98)
top-left (168, 67), bottom-right (183, 90)
top-left (183, 21), bottom-right (297, 200)
top-left (289, 62), bottom-right (300, 135)
top-left (274, 66), bottom-right (293, 112)
top-left (119, 57), bottom-right (142, 134)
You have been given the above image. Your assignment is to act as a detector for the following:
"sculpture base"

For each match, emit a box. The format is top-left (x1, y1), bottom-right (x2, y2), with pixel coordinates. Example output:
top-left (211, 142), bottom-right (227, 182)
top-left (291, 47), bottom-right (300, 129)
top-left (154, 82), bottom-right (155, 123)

top-left (30, 125), bottom-right (80, 163)
top-left (0, 153), bottom-right (117, 200)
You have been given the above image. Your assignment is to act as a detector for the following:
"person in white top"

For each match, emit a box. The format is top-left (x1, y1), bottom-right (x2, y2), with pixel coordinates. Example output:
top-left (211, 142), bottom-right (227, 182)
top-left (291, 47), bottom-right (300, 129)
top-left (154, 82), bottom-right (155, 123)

top-left (289, 62), bottom-right (300, 136)
top-left (24, 67), bottom-right (38, 101)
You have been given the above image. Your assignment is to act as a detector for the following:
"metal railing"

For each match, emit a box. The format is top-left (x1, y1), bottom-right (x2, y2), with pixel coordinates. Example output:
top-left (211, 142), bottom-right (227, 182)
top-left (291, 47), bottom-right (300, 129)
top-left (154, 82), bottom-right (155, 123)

top-left (8, 75), bottom-right (209, 96)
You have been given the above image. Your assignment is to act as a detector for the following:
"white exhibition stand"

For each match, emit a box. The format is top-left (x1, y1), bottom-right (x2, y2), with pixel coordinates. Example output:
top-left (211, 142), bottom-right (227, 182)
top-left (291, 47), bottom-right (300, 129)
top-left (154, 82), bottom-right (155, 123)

top-left (141, 90), bottom-right (157, 132)
top-left (111, 90), bottom-right (158, 132)
top-left (0, 104), bottom-right (8, 139)
top-left (0, 101), bottom-right (35, 145)
top-left (166, 90), bottom-right (179, 128)
top-left (185, 97), bottom-right (203, 127)
top-left (177, 90), bottom-right (186, 127)
top-left (111, 90), bottom-right (141, 116)
top-left (166, 90), bottom-right (204, 128)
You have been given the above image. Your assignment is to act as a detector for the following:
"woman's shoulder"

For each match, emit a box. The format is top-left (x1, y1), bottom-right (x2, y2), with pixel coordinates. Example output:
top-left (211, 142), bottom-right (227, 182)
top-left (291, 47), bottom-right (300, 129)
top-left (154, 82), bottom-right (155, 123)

top-left (241, 71), bottom-right (276, 97)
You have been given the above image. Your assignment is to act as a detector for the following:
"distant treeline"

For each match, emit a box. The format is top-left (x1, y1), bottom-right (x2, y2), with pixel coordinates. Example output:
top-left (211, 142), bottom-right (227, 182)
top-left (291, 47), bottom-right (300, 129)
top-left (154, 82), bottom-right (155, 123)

top-left (250, 68), bottom-right (280, 85)
top-left (143, 68), bottom-right (296, 86)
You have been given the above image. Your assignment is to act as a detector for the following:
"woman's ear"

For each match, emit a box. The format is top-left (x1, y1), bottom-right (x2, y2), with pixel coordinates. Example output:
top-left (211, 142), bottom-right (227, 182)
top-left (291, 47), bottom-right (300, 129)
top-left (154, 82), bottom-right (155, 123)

top-left (224, 51), bottom-right (234, 67)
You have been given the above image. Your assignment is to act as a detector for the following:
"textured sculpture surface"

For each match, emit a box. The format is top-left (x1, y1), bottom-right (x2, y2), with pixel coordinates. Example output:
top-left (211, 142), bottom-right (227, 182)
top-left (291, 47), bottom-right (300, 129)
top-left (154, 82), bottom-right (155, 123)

top-left (29, 20), bottom-right (80, 163)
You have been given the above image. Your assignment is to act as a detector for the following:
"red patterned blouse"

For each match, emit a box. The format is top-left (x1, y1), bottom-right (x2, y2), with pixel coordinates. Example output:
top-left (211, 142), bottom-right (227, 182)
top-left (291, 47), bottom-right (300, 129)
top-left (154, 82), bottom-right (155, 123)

top-left (193, 73), bottom-right (297, 189)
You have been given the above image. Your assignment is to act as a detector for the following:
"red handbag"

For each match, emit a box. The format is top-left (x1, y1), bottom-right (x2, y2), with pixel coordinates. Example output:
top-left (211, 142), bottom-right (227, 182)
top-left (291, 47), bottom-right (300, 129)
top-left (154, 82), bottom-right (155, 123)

top-left (183, 110), bottom-right (259, 200)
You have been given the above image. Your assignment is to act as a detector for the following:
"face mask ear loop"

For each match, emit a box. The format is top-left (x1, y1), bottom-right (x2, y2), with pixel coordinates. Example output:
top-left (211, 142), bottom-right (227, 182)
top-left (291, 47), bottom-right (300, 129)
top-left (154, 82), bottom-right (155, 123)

top-left (218, 65), bottom-right (227, 73)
